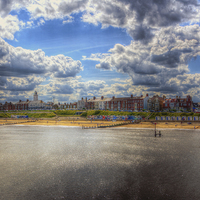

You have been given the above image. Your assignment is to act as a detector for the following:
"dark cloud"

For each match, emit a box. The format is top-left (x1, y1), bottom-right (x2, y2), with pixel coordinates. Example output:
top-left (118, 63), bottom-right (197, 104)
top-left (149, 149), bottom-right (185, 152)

top-left (81, 0), bottom-right (200, 43)
top-left (58, 0), bottom-right (89, 15)
top-left (87, 82), bottom-right (105, 91)
top-left (131, 63), bottom-right (161, 75)
top-left (0, 48), bottom-right (8, 59)
top-left (75, 80), bottom-right (106, 93)
top-left (0, 0), bottom-right (13, 17)
top-left (4, 83), bottom-right (37, 91)
top-left (128, 26), bottom-right (154, 43)
top-left (123, 0), bottom-right (198, 26)
top-left (0, 95), bottom-right (25, 103)
top-left (132, 76), bottom-right (161, 86)
top-left (97, 2), bottom-right (127, 27)
top-left (0, 76), bottom-right (44, 92)
top-left (0, 39), bottom-right (83, 79)
top-left (146, 86), bottom-right (180, 93)
top-left (176, 0), bottom-right (199, 5)
top-left (145, 73), bottom-right (200, 94)
top-left (53, 84), bottom-right (74, 95)
top-left (151, 51), bottom-right (181, 68)
top-left (113, 84), bottom-right (128, 92)
top-left (96, 62), bottom-right (111, 70)
top-left (0, 76), bottom-right (6, 86)
top-left (0, 0), bottom-right (28, 17)
top-left (0, 38), bottom-right (83, 96)
top-left (91, 25), bottom-right (200, 96)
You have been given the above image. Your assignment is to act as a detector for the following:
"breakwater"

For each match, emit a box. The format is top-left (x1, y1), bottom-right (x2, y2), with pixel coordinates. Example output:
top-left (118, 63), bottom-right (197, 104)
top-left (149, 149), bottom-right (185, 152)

top-left (1, 120), bottom-right (37, 126)
top-left (97, 121), bottom-right (131, 128)
top-left (82, 121), bottom-right (132, 129)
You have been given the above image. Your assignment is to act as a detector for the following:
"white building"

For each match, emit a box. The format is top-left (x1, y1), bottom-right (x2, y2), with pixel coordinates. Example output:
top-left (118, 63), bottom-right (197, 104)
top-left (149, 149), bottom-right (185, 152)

top-left (28, 91), bottom-right (45, 110)
top-left (45, 102), bottom-right (54, 110)
top-left (34, 91), bottom-right (38, 101)
top-left (98, 96), bottom-right (112, 110)
top-left (77, 98), bottom-right (87, 110)
top-left (29, 100), bottom-right (45, 110)
top-left (143, 94), bottom-right (150, 110)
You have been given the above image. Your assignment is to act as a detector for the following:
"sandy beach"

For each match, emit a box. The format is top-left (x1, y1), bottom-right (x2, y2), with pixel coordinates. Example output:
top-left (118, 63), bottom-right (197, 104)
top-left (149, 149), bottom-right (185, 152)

top-left (0, 118), bottom-right (200, 129)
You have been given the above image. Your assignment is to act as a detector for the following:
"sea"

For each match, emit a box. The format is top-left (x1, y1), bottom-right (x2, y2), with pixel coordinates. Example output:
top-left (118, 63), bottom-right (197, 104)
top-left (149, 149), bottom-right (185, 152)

top-left (0, 125), bottom-right (200, 200)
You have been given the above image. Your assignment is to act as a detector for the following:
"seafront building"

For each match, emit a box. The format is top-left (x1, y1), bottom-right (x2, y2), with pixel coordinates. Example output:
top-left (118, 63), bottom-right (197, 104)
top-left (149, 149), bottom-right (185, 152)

top-left (45, 102), bottom-right (54, 110)
top-left (16, 99), bottom-right (29, 110)
top-left (110, 96), bottom-right (128, 111)
top-left (104, 94), bottom-right (149, 111)
top-left (127, 94), bottom-right (149, 111)
top-left (0, 103), bottom-right (3, 110)
top-left (28, 100), bottom-right (45, 110)
top-left (59, 103), bottom-right (67, 109)
top-left (3, 102), bottom-right (16, 111)
top-left (87, 96), bottom-right (101, 110)
top-left (0, 91), bottom-right (195, 112)
top-left (28, 91), bottom-right (45, 110)
top-left (147, 95), bottom-right (165, 111)
top-left (66, 102), bottom-right (77, 110)
top-left (77, 98), bottom-right (87, 110)
top-left (163, 95), bottom-right (192, 111)
top-left (83, 94), bottom-right (149, 111)
top-left (98, 96), bottom-right (112, 110)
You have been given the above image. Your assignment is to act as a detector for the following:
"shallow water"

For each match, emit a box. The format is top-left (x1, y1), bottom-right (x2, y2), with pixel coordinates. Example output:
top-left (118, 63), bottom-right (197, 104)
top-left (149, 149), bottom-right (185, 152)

top-left (0, 125), bottom-right (200, 200)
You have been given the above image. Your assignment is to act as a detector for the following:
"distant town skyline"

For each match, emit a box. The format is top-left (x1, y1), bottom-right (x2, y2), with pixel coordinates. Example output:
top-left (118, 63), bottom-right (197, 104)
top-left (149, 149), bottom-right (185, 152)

top-left (1, 0), bottom-right (200, 103)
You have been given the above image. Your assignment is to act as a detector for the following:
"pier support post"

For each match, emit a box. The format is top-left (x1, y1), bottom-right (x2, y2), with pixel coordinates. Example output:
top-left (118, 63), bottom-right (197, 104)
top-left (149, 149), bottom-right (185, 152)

top-left (159, 131), bottom-right (161, 137)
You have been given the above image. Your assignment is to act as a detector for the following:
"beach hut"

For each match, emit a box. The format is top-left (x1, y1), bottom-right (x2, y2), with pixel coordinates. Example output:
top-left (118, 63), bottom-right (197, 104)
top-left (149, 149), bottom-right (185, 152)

top-left (187, 116), bottom-right (192, 121)
top-left (166, 116), bottom-right (171, 121)
top-left (171, 116), bottom-right (175, 121)
top-left (155, 116), bottom-right (160, 120)
top-left (182, 116), bottom-right (186, 121)
top-left (161, 116), bottom-right (165, 120)
top-left (176, 116), bottom-right (181, 121)
top-left (193, 116), bottom-right (199, 121)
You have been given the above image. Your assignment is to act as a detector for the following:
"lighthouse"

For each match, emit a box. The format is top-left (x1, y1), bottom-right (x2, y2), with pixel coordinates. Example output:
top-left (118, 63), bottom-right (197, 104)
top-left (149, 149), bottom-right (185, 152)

top-left (33, 91), bottom-right (38, 101)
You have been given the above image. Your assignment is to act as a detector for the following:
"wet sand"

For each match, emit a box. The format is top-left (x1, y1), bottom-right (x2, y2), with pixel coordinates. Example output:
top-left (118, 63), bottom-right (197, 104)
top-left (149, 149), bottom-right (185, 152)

top-left (0, 118), bottom-right (200, 129)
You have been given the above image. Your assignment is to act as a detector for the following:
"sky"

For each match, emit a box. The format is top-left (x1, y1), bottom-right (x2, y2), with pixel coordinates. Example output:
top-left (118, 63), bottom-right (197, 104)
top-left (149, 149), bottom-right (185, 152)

top-left (1, 0), bottom-right (200, 103)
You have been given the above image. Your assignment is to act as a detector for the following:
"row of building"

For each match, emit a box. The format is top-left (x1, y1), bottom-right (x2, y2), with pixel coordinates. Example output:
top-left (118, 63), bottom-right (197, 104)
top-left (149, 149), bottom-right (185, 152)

top-left (74, 94), bottom-right (193, 112)
top-left (0, 91), bottom-right (54, 111)
top-left (0, 91), bottom-right (195, 112)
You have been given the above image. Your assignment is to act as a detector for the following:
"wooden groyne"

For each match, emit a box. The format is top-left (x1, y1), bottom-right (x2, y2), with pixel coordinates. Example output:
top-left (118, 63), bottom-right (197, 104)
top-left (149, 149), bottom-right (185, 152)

top-left (97, 121), bottom-right (131, 128)
top-left (82, 122), bottom-right (132, 129)
top-left (1, 120), bottom-right (37, 126)
top-left (82, 126), bottom-right (97, 129)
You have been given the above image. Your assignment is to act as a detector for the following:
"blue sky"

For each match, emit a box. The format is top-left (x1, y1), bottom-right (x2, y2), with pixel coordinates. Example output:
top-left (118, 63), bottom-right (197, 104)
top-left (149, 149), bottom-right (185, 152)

top-left (8, 12), bottom-right (131, 82)
top-left (1, 0), bottom-right (200, 103)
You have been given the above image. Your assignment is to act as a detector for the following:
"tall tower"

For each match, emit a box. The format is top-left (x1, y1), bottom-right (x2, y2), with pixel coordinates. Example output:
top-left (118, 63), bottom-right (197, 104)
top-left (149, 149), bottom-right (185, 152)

top-left (34, 91), bottom-right (38, 101)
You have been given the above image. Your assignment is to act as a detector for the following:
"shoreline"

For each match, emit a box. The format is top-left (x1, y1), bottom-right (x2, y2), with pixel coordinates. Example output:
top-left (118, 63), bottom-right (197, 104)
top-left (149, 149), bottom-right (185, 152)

top-left (9, 124), bottom-right (200, 131)
top-left (0, 119), bottom-right (200, 130)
